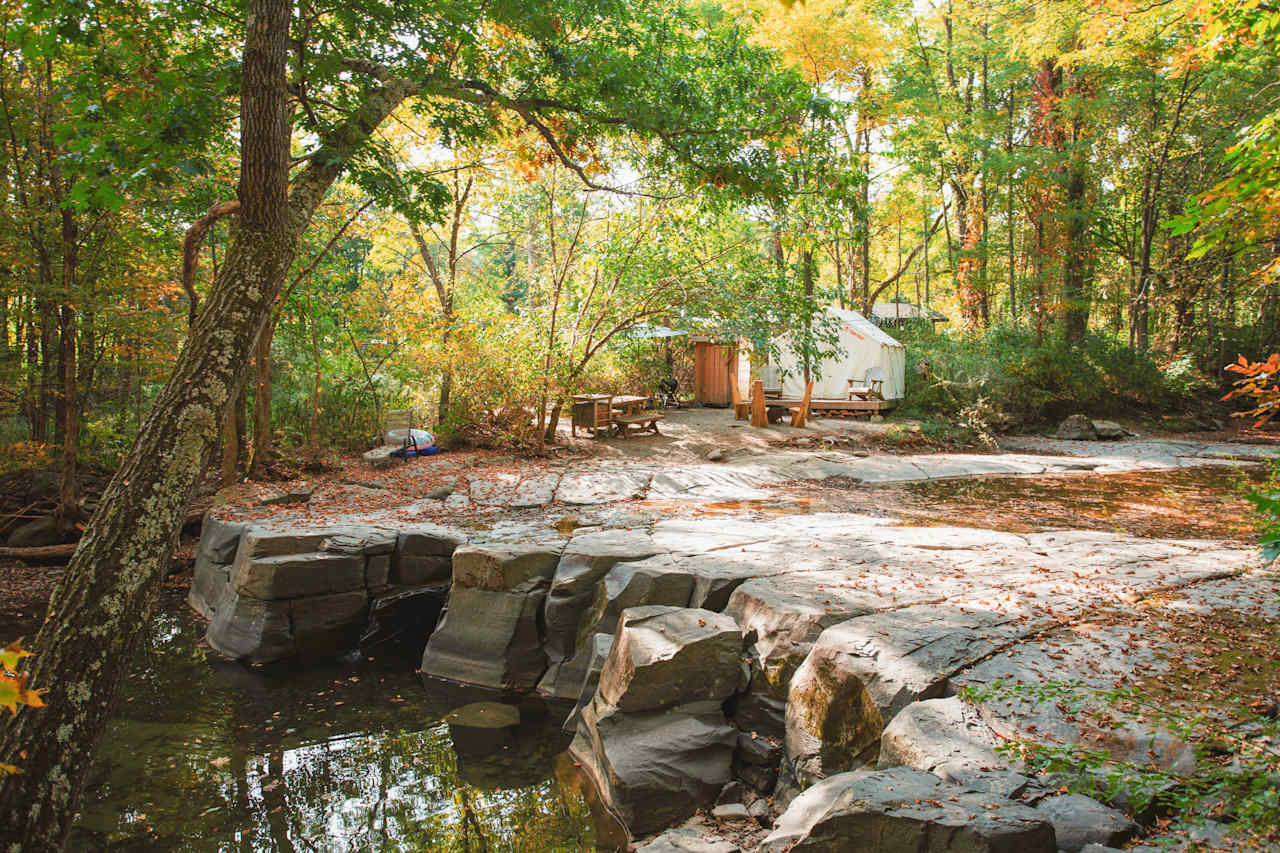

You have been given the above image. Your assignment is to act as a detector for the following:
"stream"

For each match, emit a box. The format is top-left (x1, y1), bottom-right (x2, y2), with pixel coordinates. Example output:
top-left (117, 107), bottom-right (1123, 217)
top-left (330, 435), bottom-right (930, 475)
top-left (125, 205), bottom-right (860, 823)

top-left (71, 610), bottom-right (600, 851)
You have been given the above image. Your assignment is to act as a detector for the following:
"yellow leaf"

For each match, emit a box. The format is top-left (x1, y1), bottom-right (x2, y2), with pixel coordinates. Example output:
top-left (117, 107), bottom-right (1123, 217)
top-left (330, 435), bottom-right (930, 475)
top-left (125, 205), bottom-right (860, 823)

top-left (0, 672), bottom-right (47, 715)
top-left (0, 639), bottom-right (32, 672)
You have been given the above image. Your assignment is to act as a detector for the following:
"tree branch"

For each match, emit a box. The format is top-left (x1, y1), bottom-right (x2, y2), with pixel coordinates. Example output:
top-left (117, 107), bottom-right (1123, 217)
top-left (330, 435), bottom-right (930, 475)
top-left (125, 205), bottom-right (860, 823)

top-left (181, 200), bottom-right (241, 327)
top-left (865, 204), bottom-right (948, 309)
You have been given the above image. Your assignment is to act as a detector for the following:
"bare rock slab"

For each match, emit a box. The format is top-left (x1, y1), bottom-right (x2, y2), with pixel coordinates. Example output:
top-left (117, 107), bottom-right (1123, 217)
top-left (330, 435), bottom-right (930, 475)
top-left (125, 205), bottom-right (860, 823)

top-left (761, 767), bottom-right (1057, 853)
top-left (636, 826), bottom-right (740, 853)
top-left (954, 624), bottom-right (1197, 774)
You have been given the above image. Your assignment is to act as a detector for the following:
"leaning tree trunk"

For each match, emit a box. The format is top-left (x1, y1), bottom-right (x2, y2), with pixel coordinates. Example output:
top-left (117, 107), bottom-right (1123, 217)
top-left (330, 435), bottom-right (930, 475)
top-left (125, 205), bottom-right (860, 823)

top-left (0, 2), bottom-right (295, 848)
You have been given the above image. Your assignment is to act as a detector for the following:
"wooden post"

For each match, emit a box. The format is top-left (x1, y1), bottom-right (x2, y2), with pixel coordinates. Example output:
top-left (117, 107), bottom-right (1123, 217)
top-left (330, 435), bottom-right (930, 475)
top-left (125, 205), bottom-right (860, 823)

top-left (750, 380), bottom-right (767, 427)
top-left (791, 380), bottom-right (814, 428)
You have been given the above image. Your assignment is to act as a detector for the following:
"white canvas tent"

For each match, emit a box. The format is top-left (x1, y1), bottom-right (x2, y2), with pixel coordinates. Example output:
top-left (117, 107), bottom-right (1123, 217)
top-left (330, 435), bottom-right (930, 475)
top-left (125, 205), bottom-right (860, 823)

top-left (761, 307), bottom-right (906, 400)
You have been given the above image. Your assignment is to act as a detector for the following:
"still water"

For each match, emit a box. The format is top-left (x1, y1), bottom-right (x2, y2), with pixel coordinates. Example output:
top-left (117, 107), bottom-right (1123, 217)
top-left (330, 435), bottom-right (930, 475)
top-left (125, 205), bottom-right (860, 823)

top-left (72, 609), bottom-right (600, 851)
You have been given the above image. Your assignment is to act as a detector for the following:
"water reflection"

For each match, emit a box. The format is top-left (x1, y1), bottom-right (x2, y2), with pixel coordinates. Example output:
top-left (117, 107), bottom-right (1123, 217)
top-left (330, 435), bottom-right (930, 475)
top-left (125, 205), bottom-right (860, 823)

top-left (73, 610), bottom-right (598, 851)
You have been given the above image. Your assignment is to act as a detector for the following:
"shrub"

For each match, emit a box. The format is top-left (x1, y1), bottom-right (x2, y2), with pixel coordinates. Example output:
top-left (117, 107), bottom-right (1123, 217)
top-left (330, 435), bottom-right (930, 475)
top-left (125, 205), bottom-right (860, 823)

top-left (896, 324), bottom-right (1208, 432)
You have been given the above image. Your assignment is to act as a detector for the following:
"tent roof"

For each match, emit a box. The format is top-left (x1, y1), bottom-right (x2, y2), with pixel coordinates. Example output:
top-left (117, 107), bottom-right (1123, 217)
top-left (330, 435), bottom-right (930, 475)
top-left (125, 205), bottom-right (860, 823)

top-left (829, 306), bottom-right (904, 349)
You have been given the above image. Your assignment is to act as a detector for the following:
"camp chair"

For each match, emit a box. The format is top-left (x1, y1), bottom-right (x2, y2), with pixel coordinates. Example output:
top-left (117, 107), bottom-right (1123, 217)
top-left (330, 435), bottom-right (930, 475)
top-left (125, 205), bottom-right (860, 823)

top-left (790, 381), bottom-right (814, 428)
top-left (848, 367), bottom-right (885, 400)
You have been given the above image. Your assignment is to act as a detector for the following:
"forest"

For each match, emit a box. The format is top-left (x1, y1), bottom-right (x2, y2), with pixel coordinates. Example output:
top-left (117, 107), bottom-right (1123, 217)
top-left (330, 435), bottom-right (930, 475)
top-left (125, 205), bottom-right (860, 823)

top-left (1, 0), bottom-right (1276, 495)
top-left (0, 0), bottom-right (1278, 849)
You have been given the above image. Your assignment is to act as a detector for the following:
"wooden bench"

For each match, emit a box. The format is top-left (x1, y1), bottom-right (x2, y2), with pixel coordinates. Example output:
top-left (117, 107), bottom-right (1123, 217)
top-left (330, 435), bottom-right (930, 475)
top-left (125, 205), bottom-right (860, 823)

top-left (613, 411), bottom-right (665, 438)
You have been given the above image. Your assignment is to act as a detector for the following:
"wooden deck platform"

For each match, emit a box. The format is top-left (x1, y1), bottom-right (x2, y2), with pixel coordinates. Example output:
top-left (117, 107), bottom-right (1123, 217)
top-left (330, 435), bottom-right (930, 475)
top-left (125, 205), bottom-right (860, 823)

top-left (765, 397), bottom-right (892, 417)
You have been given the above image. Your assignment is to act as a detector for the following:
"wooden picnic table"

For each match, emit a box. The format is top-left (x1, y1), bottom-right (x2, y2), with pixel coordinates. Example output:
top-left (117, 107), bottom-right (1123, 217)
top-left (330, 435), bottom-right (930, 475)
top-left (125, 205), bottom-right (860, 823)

top-left (611, 394), bottom-right (648, 413)
top-left (572, 393), bottom-right (661, 437)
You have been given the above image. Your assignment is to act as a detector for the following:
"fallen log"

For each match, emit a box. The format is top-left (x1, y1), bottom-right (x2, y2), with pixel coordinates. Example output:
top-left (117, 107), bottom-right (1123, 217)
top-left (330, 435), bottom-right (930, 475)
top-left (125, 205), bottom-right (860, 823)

top-left (0, 543), bottom-right (78, 561)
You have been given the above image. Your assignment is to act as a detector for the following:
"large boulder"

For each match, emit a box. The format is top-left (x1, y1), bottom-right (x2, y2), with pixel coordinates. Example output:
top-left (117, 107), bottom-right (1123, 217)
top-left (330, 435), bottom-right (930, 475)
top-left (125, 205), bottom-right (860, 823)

top-left (197, 519), bottom-right (457, 664)
top-left (760, 767), bottom-right (1057, 853)
top-left (391, 524), bottom-right (461, 584)
top-left (540, 529), bottom-right (659, 695)
top-left (1091, 420), bottom-right (1131, 440)
top-left (587, 558), bottom-right (698, 642)
top-left (570, 606), bottom-right (746, 838)
top-left (1053, 414), bottom-right (1098, 441)
top-left (724, 570), bottom-right (938, 737)
top-left (206, 594), bottom-right (294, 662)
top-left (877, 696), bottom-right (1003, 773)
top-left (786, 605), bottom-right (1039, 784)
top-left (197, 514), bottom-right (247, 563)
top-left (419, 543), bottom-right (562, 690)
top-left (420, 586), bottom-right (549, 689)
top-left (573, 700), bottom-right (739, 838)
top-left (189, 552), bottom-right (233, 619)
top-left (1034, 794), bottom-right (1139, 853)
top-left (206, 588), bottom-right (370, 663)
top-left (542, 558), bottom-right (702, 700)
top-left (595, 606), bottom-right (746, 713)
top-left (563, 633), bottom-right (615, 730)
top-left (232, 551), bottom-right (367, 600)
top-left (543, 548), bottom-right (778, 702)
top-left (291, 589), bottom-right (370, 657)
top-left (6, 515), bottom-right (60, 548)
top-left (450, 543), bottom-right (560, 591)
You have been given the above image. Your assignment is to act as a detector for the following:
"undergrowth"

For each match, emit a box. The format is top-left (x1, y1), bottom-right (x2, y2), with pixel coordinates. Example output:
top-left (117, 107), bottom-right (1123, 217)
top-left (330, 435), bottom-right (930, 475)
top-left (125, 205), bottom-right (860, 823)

top-left (895, 325), bottom-right (1215, 436)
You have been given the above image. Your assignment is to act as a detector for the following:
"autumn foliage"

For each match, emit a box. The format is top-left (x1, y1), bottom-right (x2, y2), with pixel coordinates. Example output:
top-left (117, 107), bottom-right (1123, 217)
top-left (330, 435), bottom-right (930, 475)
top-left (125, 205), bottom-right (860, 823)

top-left (1223, 354), bottom-right (1280, 427)
top-left (0, 639), bottom-right (46, 775)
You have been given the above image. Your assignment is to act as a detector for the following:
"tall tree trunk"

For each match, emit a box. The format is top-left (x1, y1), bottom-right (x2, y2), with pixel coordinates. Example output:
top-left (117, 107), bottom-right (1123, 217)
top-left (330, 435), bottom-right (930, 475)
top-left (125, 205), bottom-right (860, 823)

top-left (802, 249), bottom-right (814, 383)
top-left (36, 299), bottom-right (56, 443)
top-left (76, 309), bottom-right (95, 400)
top-left (978, 24), bottom-right (990, 326)
top-left (859, 123), bottom-right (871, 311)
top-left (1007, 90), bottom-right (1016, 322)
top-left (923, 195), bottom-right (932, 306)
top-left (1062, 144), bottom-right (1089, 344)
top-left (25, 298), bottom-right (40, 439)
top-left (56, 210), bottom-right (80, 535)
top-left (0, 3), bottom-right (295, 846)
top-left (221, 391), bottom-right (241, 489)
top-left (248, 318), bottom-right (275, 478)
top-left (305, 294), bottom-right (323, 457)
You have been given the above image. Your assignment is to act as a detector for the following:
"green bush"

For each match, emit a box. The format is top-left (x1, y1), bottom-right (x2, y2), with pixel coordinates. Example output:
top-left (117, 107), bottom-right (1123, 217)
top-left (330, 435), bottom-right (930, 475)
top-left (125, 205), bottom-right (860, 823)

top-left (897, 324), bottom-right (1209, 432)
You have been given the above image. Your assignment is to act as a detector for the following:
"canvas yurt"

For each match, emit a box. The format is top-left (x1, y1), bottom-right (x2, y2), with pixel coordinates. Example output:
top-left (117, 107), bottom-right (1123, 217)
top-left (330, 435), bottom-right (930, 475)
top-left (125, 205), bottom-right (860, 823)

top-left (760, 306), bottom-right (906, 401)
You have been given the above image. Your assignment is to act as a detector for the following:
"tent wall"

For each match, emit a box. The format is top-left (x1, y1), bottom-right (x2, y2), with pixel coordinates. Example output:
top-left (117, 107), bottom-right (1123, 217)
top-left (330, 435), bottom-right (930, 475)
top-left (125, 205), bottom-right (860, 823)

top-left (762, 308), bottom-right (905, 400)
